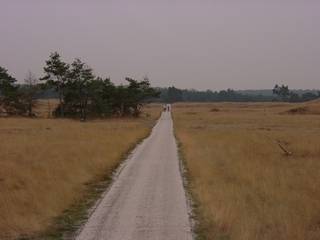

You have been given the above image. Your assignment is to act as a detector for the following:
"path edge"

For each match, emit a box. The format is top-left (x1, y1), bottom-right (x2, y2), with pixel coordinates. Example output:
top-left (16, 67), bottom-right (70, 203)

top-left (172, 113), bottom-right (196, 240)
top-left (70, 115), bottom-right (163, 240)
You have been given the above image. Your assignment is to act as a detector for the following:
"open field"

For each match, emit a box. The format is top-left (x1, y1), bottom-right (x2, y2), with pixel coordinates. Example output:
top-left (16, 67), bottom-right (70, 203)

top-left (0, 104), bottom-right (160, 239)
top-left (173, 101), bottom-right (320, 240)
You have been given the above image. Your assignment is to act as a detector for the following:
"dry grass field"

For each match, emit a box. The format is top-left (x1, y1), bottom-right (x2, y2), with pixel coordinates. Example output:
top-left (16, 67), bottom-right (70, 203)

top-left (0, 103), bottom-right (160, 239)
top-left (173, 101), bottom-right (320, 240)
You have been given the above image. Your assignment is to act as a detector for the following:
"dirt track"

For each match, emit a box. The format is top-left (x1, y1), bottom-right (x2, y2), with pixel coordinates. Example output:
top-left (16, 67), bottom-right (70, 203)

top-left (75, 112), bottom-right (192, 240)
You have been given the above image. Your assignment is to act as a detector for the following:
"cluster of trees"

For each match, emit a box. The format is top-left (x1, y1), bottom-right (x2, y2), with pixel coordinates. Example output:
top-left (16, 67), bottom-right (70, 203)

top-left (158, 85), bottom-right (320, 103)
top-left (0, 52), bottom-right (159, 119)
top-left (0, 67), bottom-right (39, 116)
top-left (272, 84), bottom-right (320, 102)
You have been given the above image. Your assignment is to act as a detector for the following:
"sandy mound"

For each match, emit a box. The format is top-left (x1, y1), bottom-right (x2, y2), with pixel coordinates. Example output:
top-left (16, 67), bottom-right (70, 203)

top-left (285, 100), bottom-right (320, 115)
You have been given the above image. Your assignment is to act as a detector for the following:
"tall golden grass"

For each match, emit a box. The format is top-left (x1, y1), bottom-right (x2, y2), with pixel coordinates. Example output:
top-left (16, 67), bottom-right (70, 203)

top-left (173, 102), bottom-right (320, 240)
top-left (0, 104), bottom-right (160, 239)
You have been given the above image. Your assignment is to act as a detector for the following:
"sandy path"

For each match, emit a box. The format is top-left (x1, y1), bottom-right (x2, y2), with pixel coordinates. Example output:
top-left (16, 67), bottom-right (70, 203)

top-left (75, 112), bottom-right (192, 240)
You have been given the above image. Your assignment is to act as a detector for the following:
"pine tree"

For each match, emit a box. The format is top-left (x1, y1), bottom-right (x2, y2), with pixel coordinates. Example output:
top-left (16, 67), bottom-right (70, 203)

top-left (41, 52), bottom-right (70, 117)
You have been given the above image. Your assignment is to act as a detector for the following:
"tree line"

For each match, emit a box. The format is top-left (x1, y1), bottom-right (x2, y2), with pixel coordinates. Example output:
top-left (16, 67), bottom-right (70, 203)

top-left (272, 84), bottom-right (320, 102)
top-left (158, 86), bottom-right (320, 103)
top-left (2, 56), bottom-right (319, 115)
top-left (0, 52), bottom-right (159, 120)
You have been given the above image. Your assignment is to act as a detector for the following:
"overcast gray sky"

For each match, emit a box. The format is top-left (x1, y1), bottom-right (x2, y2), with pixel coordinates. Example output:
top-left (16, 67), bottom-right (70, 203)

top-left (0, 0), bottom-right (319, 90)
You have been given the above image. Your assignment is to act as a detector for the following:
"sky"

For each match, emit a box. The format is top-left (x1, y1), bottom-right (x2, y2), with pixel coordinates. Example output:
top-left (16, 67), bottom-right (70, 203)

top-left (0, 0), bottom-right (319, 90)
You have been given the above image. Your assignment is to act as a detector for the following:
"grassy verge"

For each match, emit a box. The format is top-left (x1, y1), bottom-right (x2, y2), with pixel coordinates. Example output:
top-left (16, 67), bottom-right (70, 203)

top-left (176, 138), bottom-right (230, 240)
top-left (175, 132), bottom-right (227, 240)
top-left (33, 131), bottom-right (149, 240)
top-left (175, 137), bottom-right (201, 240)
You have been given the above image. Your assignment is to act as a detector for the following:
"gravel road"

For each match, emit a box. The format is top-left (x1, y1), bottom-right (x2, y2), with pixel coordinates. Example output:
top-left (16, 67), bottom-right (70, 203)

top-left (75, 111), bottom-right (192, 240)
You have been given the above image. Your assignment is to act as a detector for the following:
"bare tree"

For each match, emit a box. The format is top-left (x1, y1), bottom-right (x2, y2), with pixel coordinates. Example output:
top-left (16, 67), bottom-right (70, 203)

top-left (23, 71), bottom-right (39, 117)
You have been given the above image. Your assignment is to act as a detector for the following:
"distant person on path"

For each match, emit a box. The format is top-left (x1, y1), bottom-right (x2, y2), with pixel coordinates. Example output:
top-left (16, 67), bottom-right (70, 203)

top-left (163, 104), bottom-right (167, 112)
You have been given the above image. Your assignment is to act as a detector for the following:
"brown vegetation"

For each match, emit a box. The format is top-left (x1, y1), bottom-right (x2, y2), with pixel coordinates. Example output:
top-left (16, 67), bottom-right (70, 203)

top-left (173, 102), bottom-right (320, 240)
top-left (285, 100), bottom-right (320, 115)
top-left (0, 103), bottom-right (160, 239)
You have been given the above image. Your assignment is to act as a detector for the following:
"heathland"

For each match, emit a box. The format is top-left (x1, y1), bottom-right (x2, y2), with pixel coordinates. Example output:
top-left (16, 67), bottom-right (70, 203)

top-left (173, 100), bottom-right (320, 240)
top-left (0, 102), bottom-right (160, 239)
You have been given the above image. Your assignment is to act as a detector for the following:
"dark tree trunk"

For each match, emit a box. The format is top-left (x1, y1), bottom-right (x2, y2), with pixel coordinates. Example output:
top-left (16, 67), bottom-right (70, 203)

top-left (120, 103), bottom-right (124, 117)
top-left (28, 101), bottom-right (32, 117)
top-left (83, 99), bottom-right (88, 121)
top-left (59, 93), bottom-right (64, 117)
top-left (58, 83), bottom-right (64, 118)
